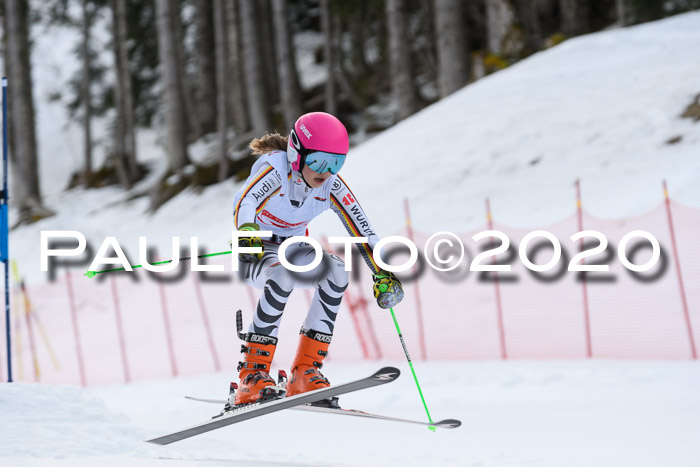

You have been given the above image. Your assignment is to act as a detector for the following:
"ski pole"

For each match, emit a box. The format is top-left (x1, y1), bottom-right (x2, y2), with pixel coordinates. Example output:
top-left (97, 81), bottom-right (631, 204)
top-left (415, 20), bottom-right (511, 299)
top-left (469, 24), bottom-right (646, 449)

top-left (13, 261), bottom-right (59, 370)
top-left (12, 262), bottom-right (39, 381)
top-left (30, 309), bottom-right (60, 370)
top-left (84, 250), bottom-right (232, 277)
top-left (12, 295), bottom-right (23, 381)
top-left (389, 307), bottom-right (436, 431)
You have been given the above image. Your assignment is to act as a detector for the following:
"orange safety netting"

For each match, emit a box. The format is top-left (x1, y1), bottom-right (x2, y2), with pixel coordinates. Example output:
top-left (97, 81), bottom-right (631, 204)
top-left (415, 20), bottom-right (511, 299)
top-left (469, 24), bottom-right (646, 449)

top-left (5, 200), bottom-right (698, 386)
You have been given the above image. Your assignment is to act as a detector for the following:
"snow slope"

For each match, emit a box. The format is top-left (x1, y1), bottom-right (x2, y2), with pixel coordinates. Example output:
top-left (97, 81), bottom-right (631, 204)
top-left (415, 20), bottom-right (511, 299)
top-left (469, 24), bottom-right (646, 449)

top-left (328, 11), bottom-right (700, 233)
top-left (2, 361), bottom-right (700, 466)
top-left (7, 11), bottom-right (700, 285)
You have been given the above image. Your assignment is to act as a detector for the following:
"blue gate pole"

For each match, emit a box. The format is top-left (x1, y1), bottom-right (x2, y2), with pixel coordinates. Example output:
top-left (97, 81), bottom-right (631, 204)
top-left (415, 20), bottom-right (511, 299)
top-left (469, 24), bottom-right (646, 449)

top-left (2, 76), bottom-right (11, 383)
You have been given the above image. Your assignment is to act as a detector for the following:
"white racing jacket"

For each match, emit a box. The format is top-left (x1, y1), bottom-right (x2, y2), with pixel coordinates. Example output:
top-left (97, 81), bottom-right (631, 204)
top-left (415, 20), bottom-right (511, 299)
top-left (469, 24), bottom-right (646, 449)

top-left (233, 150), bottom-right (381, 274)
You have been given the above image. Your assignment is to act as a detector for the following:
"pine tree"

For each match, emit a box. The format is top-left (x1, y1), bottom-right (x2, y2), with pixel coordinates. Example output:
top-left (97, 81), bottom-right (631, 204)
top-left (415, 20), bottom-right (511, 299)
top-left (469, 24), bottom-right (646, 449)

top-left (272, 0), bottom-right (303, 128)
top-left (155, 0), bottom-right (190, 170)
top-left (616, 0), bottom-right (663, 26)
top-left (81, 0), bottom-right (94, 187)
top-left (434, 0), bottom-right (470, 97)
top-left (112, 0), bottom-right (141, 187)
top-left (213, 0), bottom-right (230, 181)
top-left (239, 0), bottom-right (272, 134)
top-left (225, 0), bottom-right (249, 132)
top-left (320, 0), bottom-right (338, 115)
top-left (4, 0), bottom-right (53, 222)
top-left (386, 0), bottom-right (417, 121)
top-left (560, 0), bottom-right (590, 35)
top-left (193, 0), bottom-right (217, 136)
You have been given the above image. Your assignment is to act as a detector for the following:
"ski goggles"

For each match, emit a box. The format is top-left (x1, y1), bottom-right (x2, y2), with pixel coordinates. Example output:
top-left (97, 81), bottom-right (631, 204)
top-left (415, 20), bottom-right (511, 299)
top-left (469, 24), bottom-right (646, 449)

top-left (289, 128), bottom-right (347, 174)
top-left (304, 151), bottom-right (347, 174)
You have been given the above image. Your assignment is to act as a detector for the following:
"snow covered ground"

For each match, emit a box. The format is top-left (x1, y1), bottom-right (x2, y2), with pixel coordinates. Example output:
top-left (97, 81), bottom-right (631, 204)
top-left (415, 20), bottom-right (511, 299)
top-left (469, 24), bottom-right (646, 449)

top-left (2, 360), bottom-right (700, 466)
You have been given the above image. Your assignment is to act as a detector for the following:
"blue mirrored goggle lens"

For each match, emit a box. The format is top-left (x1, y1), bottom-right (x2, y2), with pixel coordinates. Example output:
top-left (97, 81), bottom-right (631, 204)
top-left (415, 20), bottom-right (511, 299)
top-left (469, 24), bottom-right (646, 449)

top-left (304, 152), bottom-right (346, 174)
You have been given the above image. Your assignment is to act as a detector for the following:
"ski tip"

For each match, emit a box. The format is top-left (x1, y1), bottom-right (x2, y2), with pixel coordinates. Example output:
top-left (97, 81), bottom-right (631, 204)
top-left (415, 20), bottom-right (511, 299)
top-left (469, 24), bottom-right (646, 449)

top-left (85, 270), bottom-right (97, 278)
top-left (145, 437), bottom-right (170, 445)
top-left (433, 419), bottom-right (462, 429)
top-left (372, 367), bottom-right (401, 381)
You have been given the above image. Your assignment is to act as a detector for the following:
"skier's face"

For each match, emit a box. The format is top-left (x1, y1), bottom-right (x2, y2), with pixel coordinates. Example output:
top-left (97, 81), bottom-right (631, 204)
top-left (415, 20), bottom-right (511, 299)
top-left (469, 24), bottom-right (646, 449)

top-left (302, 165), bottom-right (332, 188)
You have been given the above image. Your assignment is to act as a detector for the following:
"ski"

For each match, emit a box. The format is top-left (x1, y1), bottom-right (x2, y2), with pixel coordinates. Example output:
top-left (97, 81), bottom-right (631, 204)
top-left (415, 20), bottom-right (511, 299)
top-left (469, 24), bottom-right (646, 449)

top-left (297, 404), bottom-right (461, 429)
top-left (146, 366), bottom-right (400, 445)
top-left (185, 395), bottom-right (461, 429)
top-left (184, 395), bottom-right (228, 404)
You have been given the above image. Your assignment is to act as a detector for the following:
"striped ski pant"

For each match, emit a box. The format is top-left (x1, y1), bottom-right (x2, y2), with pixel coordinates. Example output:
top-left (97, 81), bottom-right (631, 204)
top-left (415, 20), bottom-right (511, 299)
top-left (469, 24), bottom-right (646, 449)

top-left (239, 240), bottom-right (349, 337)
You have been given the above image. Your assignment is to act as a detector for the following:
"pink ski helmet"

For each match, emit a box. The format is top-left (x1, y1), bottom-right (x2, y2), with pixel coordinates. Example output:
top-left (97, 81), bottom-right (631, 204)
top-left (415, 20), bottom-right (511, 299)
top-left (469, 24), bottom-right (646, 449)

top-left (287, 112), bottom-right (349, 174)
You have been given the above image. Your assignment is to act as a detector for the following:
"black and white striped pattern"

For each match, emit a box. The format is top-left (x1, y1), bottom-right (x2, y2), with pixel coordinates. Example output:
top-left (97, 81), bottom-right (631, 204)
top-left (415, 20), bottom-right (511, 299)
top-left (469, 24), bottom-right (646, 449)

top-left (251, 279), bottom-right (292, 335)
top-left (240, 242), bottom-right (349, 338)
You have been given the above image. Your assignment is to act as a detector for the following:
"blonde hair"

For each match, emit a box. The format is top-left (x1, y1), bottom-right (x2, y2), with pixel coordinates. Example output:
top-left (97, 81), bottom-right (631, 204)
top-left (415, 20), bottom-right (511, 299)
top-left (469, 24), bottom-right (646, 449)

top-left (249, 132), bottom-right (288, 155)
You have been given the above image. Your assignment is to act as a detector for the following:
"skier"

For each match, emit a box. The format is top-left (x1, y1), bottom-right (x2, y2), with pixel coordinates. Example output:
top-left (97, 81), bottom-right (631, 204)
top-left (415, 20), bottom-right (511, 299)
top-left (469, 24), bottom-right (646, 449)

top-left (231, 112), bottom-right (404, 406)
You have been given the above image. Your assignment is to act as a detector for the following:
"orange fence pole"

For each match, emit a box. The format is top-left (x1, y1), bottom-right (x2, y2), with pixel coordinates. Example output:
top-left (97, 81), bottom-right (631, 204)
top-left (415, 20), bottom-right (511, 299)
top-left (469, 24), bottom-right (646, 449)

top-left (663, 181), bottom-right (697, 359)
top-left (486, 198), bottom-right (507, 360)
top-left (65, 271), bottom-right (87, 386)
top-left (322, 237), bottom-right (372, 359)
top-left (192, 272), bottom-right (222, 372)
top-left (110, 276), bottom-right (131, 382)
top-left (156, 272), bottom-right (178, 377)
top-left (575, 180), bottom-right (593, 358)
top-left (404, 199), bottom-right (427, 360)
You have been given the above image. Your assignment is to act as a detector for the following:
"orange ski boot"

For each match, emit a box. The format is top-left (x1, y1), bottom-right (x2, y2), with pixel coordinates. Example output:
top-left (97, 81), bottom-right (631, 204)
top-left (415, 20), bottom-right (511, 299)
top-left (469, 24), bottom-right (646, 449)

top-left (234, 334), bottom-right (278, 405)
top-left (287, 329), bottom-right (332, 397)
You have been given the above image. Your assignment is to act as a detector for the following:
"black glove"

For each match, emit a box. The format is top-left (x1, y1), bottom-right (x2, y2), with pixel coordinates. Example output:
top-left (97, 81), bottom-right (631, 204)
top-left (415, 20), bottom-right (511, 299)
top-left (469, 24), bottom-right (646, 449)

top-left (372, 270), bottom-right (404, 309)
top-left (236, 223), bottom-right (264, 263)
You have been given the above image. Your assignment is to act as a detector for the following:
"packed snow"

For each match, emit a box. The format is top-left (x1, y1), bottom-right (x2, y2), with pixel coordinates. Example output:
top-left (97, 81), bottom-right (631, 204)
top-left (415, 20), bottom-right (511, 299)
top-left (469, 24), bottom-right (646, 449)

top-left (2, 361), bottom-right (700, 466)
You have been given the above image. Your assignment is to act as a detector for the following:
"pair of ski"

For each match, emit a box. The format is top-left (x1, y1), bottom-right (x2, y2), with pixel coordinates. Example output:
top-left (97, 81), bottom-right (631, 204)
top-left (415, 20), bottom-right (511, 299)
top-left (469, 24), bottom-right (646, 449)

top-left (146, 367), bottom-right (461, 445)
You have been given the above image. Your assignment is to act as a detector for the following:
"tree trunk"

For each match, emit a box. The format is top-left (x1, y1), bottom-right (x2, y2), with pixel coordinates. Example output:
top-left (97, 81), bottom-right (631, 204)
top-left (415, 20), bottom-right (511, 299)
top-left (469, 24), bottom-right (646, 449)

top-left (213, 0), bottom-right (230, 181)
top-left (560, 0), bottom-right (590, 35)
top-left (170, 0), bottom-right (201, 142)
top-left (320, 0), bottom-right (338, 115)
top-left (272, 0), bottom-right (303, 129)
top-left (616, 0), bottom-right (663, 26)
top-left (334, 13), bottom-right (365, 111)
top-left (82, 0), bottom-right (93, 187)
top-left (385, 0), bottom-right (416, 121)
top-left (433, 0), bottom-right (469, 98)
top-left (4, 0), bottom-right (47, 220)
top-left (239, 0), bottom-right (272, 134)
top-left (112, 0), bottom-right (141, 187)
top-left (225, 0), bottom-right (249, 132)
top-left (110, 1), bottom-right (129, 188)
top-left (348, 7), bottom-right (369, 78)
top-left (486, 0), bottom-right (521, 57)
top-left (155, 0), bottom-right (190, 170)
top-left (257, 1), bottom-right (280, 114)
top-left (193, 0), bottom-right (217, 135)
top-left (516, 0), bottom-right (542, 54)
